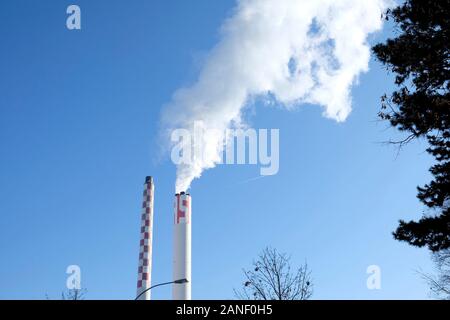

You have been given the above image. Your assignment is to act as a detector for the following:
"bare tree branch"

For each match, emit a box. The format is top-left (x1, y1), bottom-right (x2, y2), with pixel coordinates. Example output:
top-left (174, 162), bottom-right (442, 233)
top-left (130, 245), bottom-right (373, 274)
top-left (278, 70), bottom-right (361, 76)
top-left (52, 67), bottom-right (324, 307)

top-left (60, 288), bottom-right (87, 300)
top-left (234, 247), bottom-right (313, 300)
top-left (418, 249), bottom-right (450, 300)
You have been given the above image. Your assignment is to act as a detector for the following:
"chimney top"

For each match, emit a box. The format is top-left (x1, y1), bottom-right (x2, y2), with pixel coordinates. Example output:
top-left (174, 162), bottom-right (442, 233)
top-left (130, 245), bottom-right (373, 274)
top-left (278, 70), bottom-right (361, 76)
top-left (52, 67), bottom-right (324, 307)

top-left (175, 191), bottom-right (190, 196)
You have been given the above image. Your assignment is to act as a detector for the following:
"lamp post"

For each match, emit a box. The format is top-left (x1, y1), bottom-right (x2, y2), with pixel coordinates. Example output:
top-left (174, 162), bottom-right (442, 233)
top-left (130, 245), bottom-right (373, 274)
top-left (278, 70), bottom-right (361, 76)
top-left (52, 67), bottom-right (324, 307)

top-left (135, 279), bottom-right (188, 300)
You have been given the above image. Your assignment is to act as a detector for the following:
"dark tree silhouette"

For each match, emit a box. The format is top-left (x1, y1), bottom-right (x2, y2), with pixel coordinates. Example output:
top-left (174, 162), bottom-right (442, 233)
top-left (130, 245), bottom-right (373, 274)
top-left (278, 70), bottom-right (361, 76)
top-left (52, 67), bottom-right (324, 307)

top-left (372, 0), bottom-right (450, 252)
top-left (234, 247), bottom-right (313, 300)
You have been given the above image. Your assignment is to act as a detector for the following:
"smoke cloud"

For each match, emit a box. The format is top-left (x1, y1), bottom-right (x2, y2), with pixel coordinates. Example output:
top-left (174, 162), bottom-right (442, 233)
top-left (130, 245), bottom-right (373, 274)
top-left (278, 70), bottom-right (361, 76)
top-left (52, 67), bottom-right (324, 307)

top-left (161, 0), bottom-right (389, 192)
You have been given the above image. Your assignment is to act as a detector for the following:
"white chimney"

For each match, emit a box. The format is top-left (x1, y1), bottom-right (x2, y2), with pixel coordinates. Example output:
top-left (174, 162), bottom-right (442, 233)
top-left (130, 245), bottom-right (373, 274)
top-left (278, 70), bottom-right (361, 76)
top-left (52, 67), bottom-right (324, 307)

top-left (173, 192), bottom-right (191, 300)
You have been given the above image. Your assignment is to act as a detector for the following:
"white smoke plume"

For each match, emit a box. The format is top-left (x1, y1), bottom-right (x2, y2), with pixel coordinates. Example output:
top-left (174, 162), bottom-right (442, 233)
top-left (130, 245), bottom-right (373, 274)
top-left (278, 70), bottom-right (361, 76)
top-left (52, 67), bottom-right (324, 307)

top-left (161, 0), bottom-right (390, 192)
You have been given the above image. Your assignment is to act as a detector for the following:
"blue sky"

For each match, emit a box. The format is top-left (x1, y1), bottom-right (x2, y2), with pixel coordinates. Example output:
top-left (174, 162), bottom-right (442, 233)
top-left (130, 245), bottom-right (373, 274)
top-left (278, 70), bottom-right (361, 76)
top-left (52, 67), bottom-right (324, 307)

top-left (0, 0), bottom-right (436, 299)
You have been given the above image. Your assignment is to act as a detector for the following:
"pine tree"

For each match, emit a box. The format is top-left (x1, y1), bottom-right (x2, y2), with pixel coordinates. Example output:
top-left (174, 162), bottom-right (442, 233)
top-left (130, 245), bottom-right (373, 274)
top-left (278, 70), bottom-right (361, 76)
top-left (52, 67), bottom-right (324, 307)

top-left (372, 0), bottom-right (450, 252)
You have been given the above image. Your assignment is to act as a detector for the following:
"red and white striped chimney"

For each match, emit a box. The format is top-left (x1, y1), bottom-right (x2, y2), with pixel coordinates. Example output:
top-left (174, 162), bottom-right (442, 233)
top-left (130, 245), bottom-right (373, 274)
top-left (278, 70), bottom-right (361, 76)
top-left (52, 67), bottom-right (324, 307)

top-left (136, 176), bottom-right (155, 300)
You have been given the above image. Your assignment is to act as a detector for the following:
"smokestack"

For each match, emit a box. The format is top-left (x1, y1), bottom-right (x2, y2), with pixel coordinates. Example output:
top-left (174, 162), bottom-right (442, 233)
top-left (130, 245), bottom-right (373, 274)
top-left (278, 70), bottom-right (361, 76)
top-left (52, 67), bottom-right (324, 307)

top-left (173, 192), bottom-right (191, 300)
top-left (136, 176), bottom-right (155, 300)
